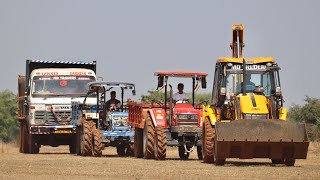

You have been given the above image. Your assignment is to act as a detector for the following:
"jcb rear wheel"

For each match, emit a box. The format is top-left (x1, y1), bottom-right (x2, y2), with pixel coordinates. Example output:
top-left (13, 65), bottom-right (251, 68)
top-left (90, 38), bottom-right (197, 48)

top-left (143, 117), bottom-right (155, 159)
top-left (92, 126), bottom-right (102, 157)
top-left (155, 126), bottom-right (166, 160)
top-left (203, 118), bottom-right (214, 164)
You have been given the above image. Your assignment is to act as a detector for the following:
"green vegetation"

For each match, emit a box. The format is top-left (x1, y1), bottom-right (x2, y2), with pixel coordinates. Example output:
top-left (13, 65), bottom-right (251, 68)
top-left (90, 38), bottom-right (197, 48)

top-left (288, 96), bottom-right (320, 141)
top-left (0, 90), bottom-right (18, 143)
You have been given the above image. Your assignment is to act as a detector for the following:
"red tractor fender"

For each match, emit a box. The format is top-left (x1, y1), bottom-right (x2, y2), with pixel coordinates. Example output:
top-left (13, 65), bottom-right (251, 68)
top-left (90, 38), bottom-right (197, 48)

top-left (148, 108), bottom-right (167, 128)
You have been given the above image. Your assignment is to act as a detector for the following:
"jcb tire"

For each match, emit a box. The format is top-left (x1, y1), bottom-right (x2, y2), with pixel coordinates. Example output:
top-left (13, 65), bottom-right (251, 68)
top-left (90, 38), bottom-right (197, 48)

top-left (203, 118), bottom-right (214, 164)
top-left (81, 121), bottom-right (93, 156)
top-left (178, 146), bottom-right (189, 160)
top-left (197, 146), bottom-right (203, 160)
top-left (92, 126), bottom-right (103, 157)
top-left (284, 159), bottom-right (295, 166)
top-left (117, 145), bottom-right (126, 157)
top-left (134, 128), bottom-right (143, 158)
top-left (126, 142), bottom-right (134, 157)
top-left (155, 126), bottom-right (166, 160)
top-left (143, 117), bottom-right (155, 159)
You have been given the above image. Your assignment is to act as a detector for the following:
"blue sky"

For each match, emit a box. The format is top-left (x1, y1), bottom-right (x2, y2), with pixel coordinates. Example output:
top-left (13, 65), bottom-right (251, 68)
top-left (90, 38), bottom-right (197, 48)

top-left (0, 0), bottom-right (319, 106)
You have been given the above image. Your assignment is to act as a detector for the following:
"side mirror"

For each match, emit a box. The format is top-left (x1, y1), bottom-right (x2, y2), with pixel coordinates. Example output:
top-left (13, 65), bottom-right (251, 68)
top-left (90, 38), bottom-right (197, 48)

top-left (220, 87), bottom-right (226, 96)
top-left (132, 90), bottom-right (136, 96)
top-left (275, 86), bottom-right (281, 96)
top-left (201, 77), bottom-right (207, 89)
top-left (158, 76), bottom-right (164, 87)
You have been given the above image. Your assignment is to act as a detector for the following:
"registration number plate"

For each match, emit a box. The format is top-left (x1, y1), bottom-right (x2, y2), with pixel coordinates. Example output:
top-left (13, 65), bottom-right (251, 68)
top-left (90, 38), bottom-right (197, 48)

top-left (53, 129), bottom-right (72, 134)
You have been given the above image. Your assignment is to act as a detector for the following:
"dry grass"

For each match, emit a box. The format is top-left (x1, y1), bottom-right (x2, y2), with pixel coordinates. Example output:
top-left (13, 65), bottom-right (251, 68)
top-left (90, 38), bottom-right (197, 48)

top-left (0, 142), bottom-right (320, 180)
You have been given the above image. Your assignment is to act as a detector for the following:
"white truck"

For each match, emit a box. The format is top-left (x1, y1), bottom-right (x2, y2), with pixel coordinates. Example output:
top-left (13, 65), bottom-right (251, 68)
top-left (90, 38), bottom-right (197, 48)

top-left (18, 60), bottom-right (97, 153)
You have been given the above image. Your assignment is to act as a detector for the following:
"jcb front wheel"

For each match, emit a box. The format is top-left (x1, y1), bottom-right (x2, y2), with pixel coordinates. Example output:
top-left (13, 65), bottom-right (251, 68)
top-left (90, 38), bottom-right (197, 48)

top-left (203, 118), bottom-right (214, 163)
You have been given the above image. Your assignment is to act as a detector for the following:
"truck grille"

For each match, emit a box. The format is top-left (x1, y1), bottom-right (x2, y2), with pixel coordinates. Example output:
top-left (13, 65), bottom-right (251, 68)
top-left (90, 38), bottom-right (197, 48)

top-left (34, 110), bottom-right (72, 125)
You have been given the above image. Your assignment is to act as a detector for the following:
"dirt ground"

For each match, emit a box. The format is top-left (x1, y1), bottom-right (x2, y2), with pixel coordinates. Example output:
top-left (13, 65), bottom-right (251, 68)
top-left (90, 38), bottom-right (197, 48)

top-left (0, 142), bottom-right (320, 180)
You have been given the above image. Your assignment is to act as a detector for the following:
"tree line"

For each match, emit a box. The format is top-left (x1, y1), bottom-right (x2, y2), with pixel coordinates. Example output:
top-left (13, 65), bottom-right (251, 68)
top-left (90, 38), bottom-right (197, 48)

top-left (0, 89), bottom-right (319, 143)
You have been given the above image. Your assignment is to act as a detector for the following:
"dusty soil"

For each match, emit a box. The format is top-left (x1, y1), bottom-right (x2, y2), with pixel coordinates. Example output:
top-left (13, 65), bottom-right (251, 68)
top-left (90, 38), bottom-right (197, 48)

top-left (0, 142), bottom-right (320, 180)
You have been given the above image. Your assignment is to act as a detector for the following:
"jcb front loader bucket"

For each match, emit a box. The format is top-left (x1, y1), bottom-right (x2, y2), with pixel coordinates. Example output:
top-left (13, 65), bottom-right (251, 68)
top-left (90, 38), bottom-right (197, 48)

top-left (215, 119), bottom-right (309, 161)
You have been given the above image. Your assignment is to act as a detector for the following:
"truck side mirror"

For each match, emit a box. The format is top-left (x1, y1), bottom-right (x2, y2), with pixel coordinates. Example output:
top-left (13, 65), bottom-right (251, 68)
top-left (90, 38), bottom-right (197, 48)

top-left (158, 76), bottom-right (164, 87)
top-left (201, 77), bottom-right (207, 89)
top-left (132, 90), bottom-right (136, 96)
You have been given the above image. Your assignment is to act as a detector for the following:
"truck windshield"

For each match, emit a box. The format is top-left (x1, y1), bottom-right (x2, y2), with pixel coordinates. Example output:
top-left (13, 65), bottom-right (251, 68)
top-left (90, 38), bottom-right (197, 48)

top-left (32, 76), bottom-right (95, 97)
top-left (225, 71), bottom-right (274, 97)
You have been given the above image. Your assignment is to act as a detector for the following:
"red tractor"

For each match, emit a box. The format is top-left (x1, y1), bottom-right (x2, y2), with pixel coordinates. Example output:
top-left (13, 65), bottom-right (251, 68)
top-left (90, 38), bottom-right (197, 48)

top-left (128, 71), bottom-right (207, 160)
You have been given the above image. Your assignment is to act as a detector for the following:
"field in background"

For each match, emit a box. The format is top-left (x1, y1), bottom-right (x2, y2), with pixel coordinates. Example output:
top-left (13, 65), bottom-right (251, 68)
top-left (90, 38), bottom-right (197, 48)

top-left (1, 142), bottom-right (320, 179)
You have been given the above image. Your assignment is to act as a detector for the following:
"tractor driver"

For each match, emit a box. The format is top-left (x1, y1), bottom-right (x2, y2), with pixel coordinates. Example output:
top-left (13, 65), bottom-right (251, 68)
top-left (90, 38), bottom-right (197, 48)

top-left (172, 83), bottom-right (189, 103)
top-left (105, 91), bottom-right (121, 111)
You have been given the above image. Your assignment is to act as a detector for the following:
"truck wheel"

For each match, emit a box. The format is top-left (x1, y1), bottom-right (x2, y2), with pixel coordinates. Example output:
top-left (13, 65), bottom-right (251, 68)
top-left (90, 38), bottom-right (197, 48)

top-left (197, 146), bottom-right (203, 160)
top-left (284, 159), bottom-right (295, 166)
top-left (143, 117), bottom-right (155, 159)
top-left (203, 118), bottom-right (214, 163)
top-left (155, 126), bottom-right (166, 160)
top-left (126, 142), bottom-right (134, 157)
top-left (178, 146), bottom-right (190, 160)
top-left (117, 145), bottom-right (126, 157)
top-left (92, 126), bottom-right (102, 157)
top-left (134, 128), bottom-right (143, 158)
top-left (81, 121), bottom-right (93, 156)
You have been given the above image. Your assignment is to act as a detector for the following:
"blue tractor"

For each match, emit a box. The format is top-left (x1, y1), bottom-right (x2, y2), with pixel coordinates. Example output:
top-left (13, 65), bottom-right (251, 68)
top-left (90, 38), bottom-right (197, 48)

top-left (72, 81), bottom-right (136, 157)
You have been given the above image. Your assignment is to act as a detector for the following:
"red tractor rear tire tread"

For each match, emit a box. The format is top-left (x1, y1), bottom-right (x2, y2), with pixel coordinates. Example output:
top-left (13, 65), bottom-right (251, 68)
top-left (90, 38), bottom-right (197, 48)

top-left (155, 126), bottom-right (167, 160)
top-left (144, 118), bottom-right (155, 159)
top-left (203, 118), bottom-right (214, 164)
top-left (92, 126), bottom-right (103, 157)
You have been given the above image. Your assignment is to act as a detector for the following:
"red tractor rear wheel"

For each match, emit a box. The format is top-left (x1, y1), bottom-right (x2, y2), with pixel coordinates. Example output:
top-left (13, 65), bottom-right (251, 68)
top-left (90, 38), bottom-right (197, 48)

top-left (143, 117), bottom-right (155, 159)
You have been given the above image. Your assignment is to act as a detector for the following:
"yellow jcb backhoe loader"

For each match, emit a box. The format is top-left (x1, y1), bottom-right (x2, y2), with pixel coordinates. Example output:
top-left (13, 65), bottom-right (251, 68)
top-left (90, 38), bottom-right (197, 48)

top-left (202, 24), bottom-right (309, 166)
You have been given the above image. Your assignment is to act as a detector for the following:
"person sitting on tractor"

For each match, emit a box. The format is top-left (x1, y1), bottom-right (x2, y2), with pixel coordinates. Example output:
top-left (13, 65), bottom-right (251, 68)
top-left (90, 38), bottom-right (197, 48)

top-left (105, 91), bottom-right (121, 111)
top-left (172, 83), bottom-right (189, 103)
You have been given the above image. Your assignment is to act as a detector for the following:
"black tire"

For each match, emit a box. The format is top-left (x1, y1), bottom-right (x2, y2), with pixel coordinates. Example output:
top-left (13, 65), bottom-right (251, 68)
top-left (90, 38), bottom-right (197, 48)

top-left (272, 159), bottom-right (284, 164)
top-left (203, 118), bottom-right (214, 163)
top-left (69, 142), bottom-right (76, 154)
top-left (197, 146), bottom-right (203, 160)
top-left (134, 128), bottom-right (143, 158)
top-left (29, 134), bottom-right (39, 154)
top-left (155, 126), bottom-right (166, 160)
top-left (20, 122), bottom-right (29, 153)
top-left (215, 159), bottom-right (226, 166)
top-left (117, 145), bottom-right (127, 157)
top-left (81, 121), bottom-right (93, 156)
top-left (284, 159), bottom-right (295, 166)
top-left (178, 146), bottom-right (190, 160)
top-left (143, 117), bottom-right (155, 159)
top-left (126, 142), bottom-right (134, 157)
top-left (92, 126), bottom-right (103, 157)
top-left (75, 125), bottom-right (82, 155)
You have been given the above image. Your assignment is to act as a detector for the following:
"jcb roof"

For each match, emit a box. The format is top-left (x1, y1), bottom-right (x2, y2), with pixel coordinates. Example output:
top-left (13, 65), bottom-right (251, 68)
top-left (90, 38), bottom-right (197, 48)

top-left (217, 57), bottom-right (275, 64)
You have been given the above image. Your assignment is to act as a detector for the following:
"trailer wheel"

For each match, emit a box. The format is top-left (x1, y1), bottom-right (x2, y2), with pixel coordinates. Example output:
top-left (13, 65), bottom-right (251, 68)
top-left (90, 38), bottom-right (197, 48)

top-left (284, 159), bottom-right (295, 166)
top-left (203, 118), bottom-right (214, 163)
top-left (143, 117), bottom-right (155, 159)
top-left (69, 142), bottom-right (76, 154)
top-left (134, 128), bottom-right (143, 158)
top-left (126, 142), bottom-right (134, 157)
top-left (92, 126), bottom-right (102, 157)
top-left (155, 126), bottom-right (166, 160)
top-left (178, 146), bottom-right (190, 160)
top-left (81, 121), bottom-right (93, 156)
top-left (197, 146), bottom-right (203, 160)
top-left (272, 159), bottom-right (284, 164)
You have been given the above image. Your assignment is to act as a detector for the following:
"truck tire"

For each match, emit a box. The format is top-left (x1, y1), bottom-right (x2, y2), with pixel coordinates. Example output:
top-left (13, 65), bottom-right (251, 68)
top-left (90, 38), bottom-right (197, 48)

top-left (143, 117), bottom-right (155, 159)
top-left (155, 126), bottom-right (166, 160)
top-left (197, 146), bottom-right (203, 160)
top-left (134, 128), bottom-right (143, 158)
top-left (203, 118), bottom-right (214, 164)
top-left (178, 146), bottom-right (189, 160)
top-left (117, 145), bottom-right (126, 157)
top-left (92, 126), bottom-right (102, 157)
top-left (81, 121), bottom-right (93, 156)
